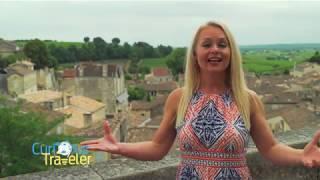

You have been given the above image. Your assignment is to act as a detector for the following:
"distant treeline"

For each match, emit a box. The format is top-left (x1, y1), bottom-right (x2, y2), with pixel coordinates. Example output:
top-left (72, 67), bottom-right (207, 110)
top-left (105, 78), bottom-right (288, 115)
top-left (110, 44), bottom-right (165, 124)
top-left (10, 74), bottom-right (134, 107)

top-left (16, 37), bottom-right (173, 65)
top-left (240, 43), bottom-right (320, 51)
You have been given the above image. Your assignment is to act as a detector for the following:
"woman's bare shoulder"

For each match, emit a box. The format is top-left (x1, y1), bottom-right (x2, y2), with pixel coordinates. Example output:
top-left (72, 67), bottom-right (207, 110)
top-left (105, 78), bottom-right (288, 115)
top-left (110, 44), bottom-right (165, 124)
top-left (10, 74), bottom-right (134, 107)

top-left (166, 87), bottom-right (183, 110)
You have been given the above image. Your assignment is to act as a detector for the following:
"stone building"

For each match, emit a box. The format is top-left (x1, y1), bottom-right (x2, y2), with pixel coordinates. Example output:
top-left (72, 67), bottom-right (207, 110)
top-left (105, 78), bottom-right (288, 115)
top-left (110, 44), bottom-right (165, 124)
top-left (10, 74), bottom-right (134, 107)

top-left (0, 39), bottom-right (20, 57)
top-left (145, 67), bottom-right (173, 84)
top-left (58, 95), bottom-right (106, 135)
top-left (6, 61), bottom-right (37, 96)
top-left (61, 62), bottom-right (128, 118)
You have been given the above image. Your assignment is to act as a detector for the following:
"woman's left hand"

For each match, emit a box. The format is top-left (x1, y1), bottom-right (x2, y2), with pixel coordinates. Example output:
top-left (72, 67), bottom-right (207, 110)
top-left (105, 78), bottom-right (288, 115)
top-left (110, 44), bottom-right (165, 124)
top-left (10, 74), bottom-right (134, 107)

top-left (302, 131), bottom-right (320, 168)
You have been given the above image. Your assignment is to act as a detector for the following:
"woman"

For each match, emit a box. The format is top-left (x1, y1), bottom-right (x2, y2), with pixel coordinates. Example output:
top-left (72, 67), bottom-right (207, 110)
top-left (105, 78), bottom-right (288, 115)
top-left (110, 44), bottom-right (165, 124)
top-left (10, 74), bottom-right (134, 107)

top-left (81, 21), bottom-right (320, 179)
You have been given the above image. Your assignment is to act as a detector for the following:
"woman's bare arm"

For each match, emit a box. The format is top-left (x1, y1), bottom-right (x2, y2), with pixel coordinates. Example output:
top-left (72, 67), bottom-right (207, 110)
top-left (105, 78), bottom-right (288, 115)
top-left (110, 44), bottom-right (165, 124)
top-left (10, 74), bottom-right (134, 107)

top-left (81, 88), bottom-right (182, 161)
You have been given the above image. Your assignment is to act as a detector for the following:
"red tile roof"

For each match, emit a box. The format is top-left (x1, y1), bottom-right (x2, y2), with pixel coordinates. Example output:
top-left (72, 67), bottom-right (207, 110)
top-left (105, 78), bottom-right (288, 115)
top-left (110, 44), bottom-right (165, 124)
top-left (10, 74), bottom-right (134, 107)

top-left (152, 67), bottom-right (170, 77)
top-left (63, 69), bottom-right (76, 78)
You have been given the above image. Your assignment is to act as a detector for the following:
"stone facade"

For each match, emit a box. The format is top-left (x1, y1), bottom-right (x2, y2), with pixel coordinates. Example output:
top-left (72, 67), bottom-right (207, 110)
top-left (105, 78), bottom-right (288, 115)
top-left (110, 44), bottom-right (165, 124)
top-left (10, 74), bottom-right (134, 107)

top-left (37, 67), bottom-right (56, 90)
top-left (0, 39), bottom-right (20, 57)
top-left (61, 63), bottom-right (128, 118)
top-left (145, 67), bottom-right (173, 84)
top-left (267, 116), bottom-right (291, 133)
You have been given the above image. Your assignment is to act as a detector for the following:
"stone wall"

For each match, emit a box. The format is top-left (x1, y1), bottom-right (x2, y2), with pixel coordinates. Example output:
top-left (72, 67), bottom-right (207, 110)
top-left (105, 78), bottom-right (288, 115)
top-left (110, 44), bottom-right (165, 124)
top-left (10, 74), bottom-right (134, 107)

top-left (5, 126), bottom-right (320, 180)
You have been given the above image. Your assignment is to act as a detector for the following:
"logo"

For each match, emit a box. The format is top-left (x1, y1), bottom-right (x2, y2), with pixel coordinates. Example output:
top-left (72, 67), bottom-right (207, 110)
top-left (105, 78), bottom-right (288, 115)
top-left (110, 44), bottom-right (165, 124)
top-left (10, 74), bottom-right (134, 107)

top-left (57, 141), bottom-right (72, 157)
top-left (32, 141), bottom-right (93, 166)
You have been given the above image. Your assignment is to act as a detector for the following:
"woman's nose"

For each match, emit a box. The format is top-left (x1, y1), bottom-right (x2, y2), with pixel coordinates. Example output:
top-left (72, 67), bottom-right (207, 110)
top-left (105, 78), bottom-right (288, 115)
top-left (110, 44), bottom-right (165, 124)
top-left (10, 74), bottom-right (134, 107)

top-left (209, 45), bottom-right (219, 53)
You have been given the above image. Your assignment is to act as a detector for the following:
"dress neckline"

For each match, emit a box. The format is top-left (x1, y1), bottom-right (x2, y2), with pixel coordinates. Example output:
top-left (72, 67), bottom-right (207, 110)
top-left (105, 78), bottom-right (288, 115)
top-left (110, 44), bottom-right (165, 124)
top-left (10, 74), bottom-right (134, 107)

top-left (196, 88), bottom-right (231, 97)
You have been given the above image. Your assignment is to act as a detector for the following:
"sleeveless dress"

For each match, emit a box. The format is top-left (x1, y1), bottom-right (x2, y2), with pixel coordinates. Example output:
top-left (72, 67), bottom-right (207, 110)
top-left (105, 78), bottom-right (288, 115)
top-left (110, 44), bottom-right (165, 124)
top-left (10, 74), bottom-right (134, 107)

top-left (176, 89), bottom-right (252, 180)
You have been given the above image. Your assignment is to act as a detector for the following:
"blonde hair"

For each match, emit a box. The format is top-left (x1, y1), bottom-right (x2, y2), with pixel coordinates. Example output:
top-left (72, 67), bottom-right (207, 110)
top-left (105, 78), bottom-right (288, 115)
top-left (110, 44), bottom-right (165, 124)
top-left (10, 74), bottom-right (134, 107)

top-left (176, 21), bottom-right (251, 129)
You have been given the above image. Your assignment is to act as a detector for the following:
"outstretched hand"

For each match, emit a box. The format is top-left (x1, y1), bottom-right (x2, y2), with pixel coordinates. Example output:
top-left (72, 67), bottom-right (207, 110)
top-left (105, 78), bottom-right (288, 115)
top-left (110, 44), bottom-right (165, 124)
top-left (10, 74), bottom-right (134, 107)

top-left (80, 121), bottom-right (120, 154)
top-left (302, 131), bottom-right (320, 168)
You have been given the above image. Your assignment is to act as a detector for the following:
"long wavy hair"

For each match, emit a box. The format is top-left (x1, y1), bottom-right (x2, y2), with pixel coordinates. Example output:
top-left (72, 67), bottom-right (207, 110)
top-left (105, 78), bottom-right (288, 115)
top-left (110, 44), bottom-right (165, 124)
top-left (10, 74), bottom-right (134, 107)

top-left (176, 21), bottom-right (251, 129)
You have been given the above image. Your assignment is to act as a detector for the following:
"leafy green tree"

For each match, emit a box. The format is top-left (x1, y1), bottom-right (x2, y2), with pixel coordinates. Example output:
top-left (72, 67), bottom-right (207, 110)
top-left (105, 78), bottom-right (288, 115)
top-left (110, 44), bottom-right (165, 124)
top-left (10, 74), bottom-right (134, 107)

top-left (128, 86), bottom-right (146, 101)
top-left (79, 43), bottom-right (95, 61)
top-left (111, 37), bottom-right (120, 46)
top-left (93, 37), bottom-right (107, 60)
top-left (157, 45), bottom-right (173, 57)
top-left (83, 37), bottom-right (90, 44)
top-left (23, 39), bottom-right (50, 69)
top-left (138, 65), bottom-right (151, 75)
top-left (309, 51), bottom-right (320, 64)
top-left (166, 48), bottom-right (186, 76)
top-left (0, 100), bottom-right (64, 177)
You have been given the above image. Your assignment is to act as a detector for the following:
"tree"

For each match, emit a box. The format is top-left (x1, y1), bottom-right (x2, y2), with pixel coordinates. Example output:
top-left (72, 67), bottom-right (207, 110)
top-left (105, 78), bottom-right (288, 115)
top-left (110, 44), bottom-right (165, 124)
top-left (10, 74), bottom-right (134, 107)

top-left (138, 65), bottom-right (151, 75)
top-left (111, 37), bottom-right (120, 46)
top-left (84, 37), bottom-right (90, 44)
top-left (0, 98), bottom-right (64, 177)
top-left (128, 86), bottom-right (146, 101)
top-left (23, 39), bottom-right (50, 69)
top-left (309, 51), bottom-right (320, 64)
top-left (166, 48), bottom-right (186, 76)
top-left (93, 37), bottom-right (107, 60)
top-left (157, 45), bottom-right (173, 57)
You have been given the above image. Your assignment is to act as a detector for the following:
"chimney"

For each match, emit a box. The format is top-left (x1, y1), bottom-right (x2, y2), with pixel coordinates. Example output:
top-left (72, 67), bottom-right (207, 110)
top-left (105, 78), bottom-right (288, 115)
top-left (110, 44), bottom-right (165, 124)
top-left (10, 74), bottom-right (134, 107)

top-left (83, 112), bottom-right (92, 126)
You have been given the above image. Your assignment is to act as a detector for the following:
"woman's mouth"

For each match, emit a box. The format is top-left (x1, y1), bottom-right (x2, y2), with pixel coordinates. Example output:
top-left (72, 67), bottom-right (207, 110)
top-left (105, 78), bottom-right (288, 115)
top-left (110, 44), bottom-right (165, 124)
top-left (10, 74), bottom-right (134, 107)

top-left (208, 57), bottom-right (222, 63)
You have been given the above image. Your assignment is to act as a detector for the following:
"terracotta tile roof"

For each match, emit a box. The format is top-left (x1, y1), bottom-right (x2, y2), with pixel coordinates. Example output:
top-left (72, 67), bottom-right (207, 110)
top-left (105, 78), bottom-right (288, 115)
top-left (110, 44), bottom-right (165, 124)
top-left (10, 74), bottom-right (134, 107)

top-left (142, 81), bottom-right (178, 91)
top-left (131, 95), bottom-right (168, 111)
top-left (127, 127), bottom-right (158, 142)
top-left (7, 66), bottom-right (33, 76)
top-left (70, 95), bottom-right (105, 112)
top-left (131, 101), bottom-right (151, 111)
top-left (262, 92), bottom-right (300, 104)
top-left (266, 105), bottom-right (318, 130)
top-left (20, 102), bottom-right (64, 122)
top-left (73, 117), bottom-right (123, 138)
top-left (63, 69), bottom-right (76, 78)
top-left (58, 107), bottom-right (85, 129)
top-left (19, 90), bottom-right (63, 103)
top-left (152, 67), bottom-right (170, 77)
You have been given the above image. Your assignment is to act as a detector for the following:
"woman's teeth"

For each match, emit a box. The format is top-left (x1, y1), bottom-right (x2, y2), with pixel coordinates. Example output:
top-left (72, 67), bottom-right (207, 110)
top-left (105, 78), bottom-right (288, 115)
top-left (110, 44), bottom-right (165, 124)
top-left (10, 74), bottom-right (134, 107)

top-left (208, 58), bottom-right (222, 62)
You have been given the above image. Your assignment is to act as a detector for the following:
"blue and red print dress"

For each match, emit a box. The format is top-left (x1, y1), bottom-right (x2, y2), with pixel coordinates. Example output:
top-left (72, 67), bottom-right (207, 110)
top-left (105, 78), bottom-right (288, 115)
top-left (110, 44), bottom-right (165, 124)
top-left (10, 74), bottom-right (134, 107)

top-left (176, 89), bottom-right (252, 180)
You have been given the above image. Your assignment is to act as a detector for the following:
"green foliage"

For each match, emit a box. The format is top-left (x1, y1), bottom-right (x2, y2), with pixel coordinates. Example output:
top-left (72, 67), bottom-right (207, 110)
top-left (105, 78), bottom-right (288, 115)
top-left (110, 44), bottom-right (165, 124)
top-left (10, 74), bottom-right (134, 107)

top-left (124, 74), bottom-right (132, 80)
top-left (0, 53), bottom-right (27, 69)
top-left (128, 86), bottom-right (146, 101)
top-left (166, 48), bottom-right (186, 76)
top-left (0, 98), bottom-right (84, 177)
top-left (308, 51), bottom-right (320, 64)
top-left (141, 57), bottom-right (167, 68)
top-left (0, 104), bottom-right (54, 176)
top-left (138, 65), bottom-right (151, 75)
top-left (111, 37), bottom-right (120, 46)
top-left (23, 39), bottom-right (52, 69)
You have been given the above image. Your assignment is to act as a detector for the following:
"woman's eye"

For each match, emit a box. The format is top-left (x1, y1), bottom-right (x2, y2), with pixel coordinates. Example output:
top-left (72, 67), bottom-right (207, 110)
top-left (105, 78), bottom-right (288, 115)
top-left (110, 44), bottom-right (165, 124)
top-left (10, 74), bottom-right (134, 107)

top-left (218, 43), bottom-right (227, 48)
top-left (202, 43), bottom-right (211, 48)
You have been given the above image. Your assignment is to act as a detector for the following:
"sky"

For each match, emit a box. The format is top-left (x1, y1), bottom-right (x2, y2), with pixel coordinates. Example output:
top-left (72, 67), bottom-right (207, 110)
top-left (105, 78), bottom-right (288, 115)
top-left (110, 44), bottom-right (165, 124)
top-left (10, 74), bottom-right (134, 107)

top-left (1, 0), bottom-right (320, 47)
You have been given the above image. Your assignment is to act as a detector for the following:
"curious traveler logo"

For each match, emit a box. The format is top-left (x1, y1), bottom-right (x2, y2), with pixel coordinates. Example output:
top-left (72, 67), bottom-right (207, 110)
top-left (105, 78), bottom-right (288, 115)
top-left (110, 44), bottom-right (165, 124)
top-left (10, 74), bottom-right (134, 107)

top-left (32, 141), bottom-right (93, 166)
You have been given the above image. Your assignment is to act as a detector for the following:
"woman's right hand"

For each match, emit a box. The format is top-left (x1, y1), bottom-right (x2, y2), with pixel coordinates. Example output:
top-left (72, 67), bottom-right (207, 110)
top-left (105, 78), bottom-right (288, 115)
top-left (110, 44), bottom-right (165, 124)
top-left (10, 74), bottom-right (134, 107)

top-left (80, 121), bottom-right (120, 154)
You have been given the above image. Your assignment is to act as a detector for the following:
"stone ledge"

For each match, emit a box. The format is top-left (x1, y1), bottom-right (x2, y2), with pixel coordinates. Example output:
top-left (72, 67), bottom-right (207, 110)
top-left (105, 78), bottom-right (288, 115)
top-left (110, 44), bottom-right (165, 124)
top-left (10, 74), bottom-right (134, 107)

top-left (4, 126), bottom-right (320, 180)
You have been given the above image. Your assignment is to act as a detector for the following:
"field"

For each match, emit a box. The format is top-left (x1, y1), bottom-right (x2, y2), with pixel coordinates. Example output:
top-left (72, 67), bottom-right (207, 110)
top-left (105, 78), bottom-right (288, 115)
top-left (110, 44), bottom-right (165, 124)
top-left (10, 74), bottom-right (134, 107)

top-left (140, 49), bottom-right (316, 74)
top-left (140, 57), bottom-right (168, 68)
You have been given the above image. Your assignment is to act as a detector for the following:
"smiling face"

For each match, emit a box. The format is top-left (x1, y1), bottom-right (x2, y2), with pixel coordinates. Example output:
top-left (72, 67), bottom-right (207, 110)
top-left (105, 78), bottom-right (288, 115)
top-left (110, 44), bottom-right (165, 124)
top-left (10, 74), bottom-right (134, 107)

top-left (194, 25), bottom-right (231, 74)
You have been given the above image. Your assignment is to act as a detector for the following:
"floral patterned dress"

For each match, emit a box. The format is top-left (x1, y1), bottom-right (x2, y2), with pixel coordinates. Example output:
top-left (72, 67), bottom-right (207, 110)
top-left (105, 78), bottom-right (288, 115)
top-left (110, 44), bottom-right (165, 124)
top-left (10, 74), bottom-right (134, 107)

top-left (176, 89), bottom-right (252, 180)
